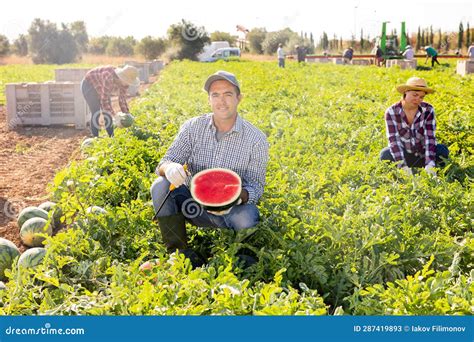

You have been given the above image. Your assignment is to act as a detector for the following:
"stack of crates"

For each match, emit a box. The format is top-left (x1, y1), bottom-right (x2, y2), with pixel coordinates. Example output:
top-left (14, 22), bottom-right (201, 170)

top-left (456, 60), bottom-right (474, 76)
top-left (305, 58), bottom-right (330, 63)
top-left (149, 60), bottom-right (164, 74)
top-left (6, 82), bottom-right (88, 130)
top-left (351, 59), bottom-right (371, 66)
top-left (386, 59), bottom-right (417, 70)
top-left (55, 68), bottom-right (90, 82)
top-left (124, 61), bottom-right (150, 83)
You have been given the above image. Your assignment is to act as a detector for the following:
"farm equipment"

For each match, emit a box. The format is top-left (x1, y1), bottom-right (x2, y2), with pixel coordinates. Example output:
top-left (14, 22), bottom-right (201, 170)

top-left (378, 21), bottom-right (407, 59)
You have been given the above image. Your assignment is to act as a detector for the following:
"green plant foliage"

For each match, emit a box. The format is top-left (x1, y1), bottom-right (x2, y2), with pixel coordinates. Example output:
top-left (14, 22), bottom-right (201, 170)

top-left (1, 59), bottom-right (472, 315)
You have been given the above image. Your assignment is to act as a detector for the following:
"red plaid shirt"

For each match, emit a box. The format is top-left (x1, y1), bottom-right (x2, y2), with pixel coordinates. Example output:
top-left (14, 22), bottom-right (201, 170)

top-left (84, 66), bottom-right (129, 116)
top-left (384, 101), bottom-right (437, 168)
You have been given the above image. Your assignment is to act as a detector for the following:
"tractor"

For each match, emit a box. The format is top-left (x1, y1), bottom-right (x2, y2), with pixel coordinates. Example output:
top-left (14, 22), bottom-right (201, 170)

top-left (377, 21), bottom-right (408, 59)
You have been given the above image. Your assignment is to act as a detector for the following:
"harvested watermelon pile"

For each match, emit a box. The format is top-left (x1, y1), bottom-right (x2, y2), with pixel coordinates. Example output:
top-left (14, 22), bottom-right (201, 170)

top-left (0, 60), bottom-right (472, 315)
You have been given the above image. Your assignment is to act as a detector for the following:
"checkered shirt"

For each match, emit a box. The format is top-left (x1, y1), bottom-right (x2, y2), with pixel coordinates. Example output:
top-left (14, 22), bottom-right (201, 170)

top-left (84, 66), bottom-right (129, 116)
top-left (159, 113), bottom-right (269, 204)
top-left (384, 101), bottom-right (437, 168)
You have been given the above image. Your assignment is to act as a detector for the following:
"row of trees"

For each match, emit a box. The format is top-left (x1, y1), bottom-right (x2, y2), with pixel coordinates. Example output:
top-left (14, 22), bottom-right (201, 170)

top-left (246, 28), bottom-right (315, 55)
top-left (415, 22), bottom-right (472, 52)
top-left (0, 19), bottom-right (209, 63)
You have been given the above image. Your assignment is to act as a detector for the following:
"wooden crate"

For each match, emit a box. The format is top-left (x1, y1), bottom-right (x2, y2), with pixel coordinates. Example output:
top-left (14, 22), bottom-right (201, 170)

top-left (149, 60), bottom-right (164, 74)
top-left (331, 58), bottom-right (344, 65)
top-left (456, 60), bottom-right (474, 76)
top-left (306, 58), bottom-right (330, 63)
top-left (124, 61), bottom-right (150, 83)
top-left (6, 82), bottom-right (88, 130)
top-left (386, 59), bottom-right (417, 69)
top-left (55, 68), bottom-right (90, 82)
top-left (352, 59), bottom-right (371, 66)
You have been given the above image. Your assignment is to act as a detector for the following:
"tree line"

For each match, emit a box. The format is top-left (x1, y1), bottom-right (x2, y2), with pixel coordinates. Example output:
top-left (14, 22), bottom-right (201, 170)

top-left (0, 19), bottom-right (472, 63)
top-left (0, 19), bottom-right (210, 63)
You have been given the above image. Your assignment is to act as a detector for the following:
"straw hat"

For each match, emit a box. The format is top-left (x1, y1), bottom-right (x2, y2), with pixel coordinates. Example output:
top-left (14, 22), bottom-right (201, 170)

top-left (115, 65), bottom-right (140, 87)
top-left (396, 77), bottom-right (434, 94)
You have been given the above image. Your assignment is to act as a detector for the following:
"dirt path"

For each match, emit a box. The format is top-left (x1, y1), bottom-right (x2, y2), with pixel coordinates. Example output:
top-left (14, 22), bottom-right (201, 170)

top-left (0, 75), bottom-right (158, 251)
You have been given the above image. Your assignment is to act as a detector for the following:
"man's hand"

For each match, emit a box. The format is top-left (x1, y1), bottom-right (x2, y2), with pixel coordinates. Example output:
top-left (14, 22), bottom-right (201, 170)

top-left (240, 189), bottom-right (249, 204)
top-left (425, 164), bottom-right (437, 177)
top-left (401, 166), bottom-right (413, 176)
top-left (164, 163), bottom-right (187, 187)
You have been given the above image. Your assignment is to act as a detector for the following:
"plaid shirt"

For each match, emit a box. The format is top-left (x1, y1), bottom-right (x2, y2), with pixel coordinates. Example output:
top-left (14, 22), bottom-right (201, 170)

top-left (384, 101), bottom-right (437, 167)
top-left (159, 113), bottom-right (269, 204)
top-left (84, 66), bottom-right (129, 116)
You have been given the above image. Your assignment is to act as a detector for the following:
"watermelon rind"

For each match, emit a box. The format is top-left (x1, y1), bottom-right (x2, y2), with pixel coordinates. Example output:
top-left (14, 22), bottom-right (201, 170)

top-left (190, 168), bottom-right (242, 211)
top-left (0, 238), bottom-right (20, 280)
top-left (17, 206), bottom-right (49, 229)
top-left (20, 217), bottom-right (52, 247)
top-left (17, 247), bottom-right (47, 269)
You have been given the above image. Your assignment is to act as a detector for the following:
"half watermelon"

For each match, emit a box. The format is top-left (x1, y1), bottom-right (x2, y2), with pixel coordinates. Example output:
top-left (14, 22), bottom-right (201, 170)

top-left (190, 168), bottom-right (242, 211)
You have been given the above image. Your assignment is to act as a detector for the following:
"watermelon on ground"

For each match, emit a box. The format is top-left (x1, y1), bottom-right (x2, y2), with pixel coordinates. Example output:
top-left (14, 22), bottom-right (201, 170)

top-left (17, 206), bottom-right (49, 229)
top-left (190, 168), bottom-right (242, 211)
top-left (20, 217), bottom-right (52, 247)
top-left (81, 138), bottom-right (96, 154)
top-left (17, 248), bottom-right (47, 269)
top-left (38, 201), bottom-right (62, 228)
top-left (0, 238), bottom-right (20, 280)
top-left (86, 206), bottom-right (107, 215)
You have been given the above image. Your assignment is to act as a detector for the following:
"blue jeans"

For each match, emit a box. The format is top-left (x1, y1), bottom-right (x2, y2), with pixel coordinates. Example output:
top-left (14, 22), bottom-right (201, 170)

top-left (278, 58), bottom-right (285, 68)
top-left (150, 176), bottom-right (260, 232)
top-left (81, 79), bottom-right (114, 137)
top-left (380, 144), bottom-right (449, 167)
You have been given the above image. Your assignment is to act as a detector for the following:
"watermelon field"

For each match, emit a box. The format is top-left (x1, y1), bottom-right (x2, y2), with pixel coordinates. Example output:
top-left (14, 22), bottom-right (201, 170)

top-left (0, 60), bottom-right (472, 315)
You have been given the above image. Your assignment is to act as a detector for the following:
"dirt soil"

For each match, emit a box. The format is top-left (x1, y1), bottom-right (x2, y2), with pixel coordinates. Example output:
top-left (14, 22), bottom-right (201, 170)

top-left (0, 75), bottom-right (157, 251)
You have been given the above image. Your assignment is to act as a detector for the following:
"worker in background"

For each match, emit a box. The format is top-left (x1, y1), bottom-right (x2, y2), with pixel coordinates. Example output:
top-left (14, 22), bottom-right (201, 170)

top-left (277, 43), bottom-right (285, 68)
top-left (373, 45), bottom-right (383, 66)
top-left (296, 45), bottom-right (306, 63)
top-left (81, 65), bottom-right (139, 138)
top-left (468, 44), bottom-right (474, 59)
top-left (342, 47), bottom-right (354, 64)
top-left (424, 46), bottom-right (440, 67)
top-left (402, 45), bottom-right (415, 60)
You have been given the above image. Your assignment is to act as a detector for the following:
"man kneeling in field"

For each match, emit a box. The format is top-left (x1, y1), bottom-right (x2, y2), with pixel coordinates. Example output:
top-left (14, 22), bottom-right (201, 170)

top-left (150, 71), bottom-right (269, 267)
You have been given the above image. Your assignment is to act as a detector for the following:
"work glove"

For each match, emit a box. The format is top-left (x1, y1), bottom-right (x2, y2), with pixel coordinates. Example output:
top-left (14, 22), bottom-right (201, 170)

top-left (401, 166), bottom-right (413, 176)
top-left (425, 164), bottom-right (437, 177)
top-left (207, 199), bottom-right (242, 216)
top-left (165, 162), bottom-right (187, 187)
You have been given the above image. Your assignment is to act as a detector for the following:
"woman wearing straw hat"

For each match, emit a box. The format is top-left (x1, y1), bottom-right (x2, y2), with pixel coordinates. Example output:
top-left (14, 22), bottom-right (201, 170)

top-left (380, 77), bottom-right (449, 176)
top-left (81, 65), bottom-right (140, 137)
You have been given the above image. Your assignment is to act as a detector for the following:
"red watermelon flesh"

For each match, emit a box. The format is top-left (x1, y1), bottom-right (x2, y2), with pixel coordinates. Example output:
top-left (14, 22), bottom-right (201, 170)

top-left (191, 168), bottom-right (241, 210)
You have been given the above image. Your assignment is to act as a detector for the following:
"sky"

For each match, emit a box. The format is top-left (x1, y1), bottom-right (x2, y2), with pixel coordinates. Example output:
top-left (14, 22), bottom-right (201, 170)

top-left (1, 0), bottom-right (472, 42)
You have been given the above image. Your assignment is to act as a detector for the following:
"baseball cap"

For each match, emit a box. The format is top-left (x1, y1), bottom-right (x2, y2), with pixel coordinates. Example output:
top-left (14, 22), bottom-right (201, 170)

top-left (204, 70), bottom-right (240, 93)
